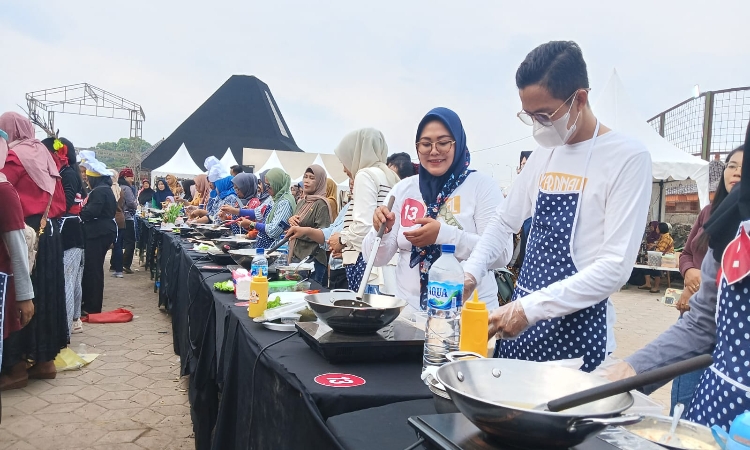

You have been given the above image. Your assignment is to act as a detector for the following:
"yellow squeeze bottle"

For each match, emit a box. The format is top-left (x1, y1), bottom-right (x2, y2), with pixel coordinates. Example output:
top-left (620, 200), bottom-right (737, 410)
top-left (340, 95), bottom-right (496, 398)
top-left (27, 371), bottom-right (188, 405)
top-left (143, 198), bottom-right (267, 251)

top-left (459, 291), bottom-right (488, 355)
top-left (248, 270), bottom-right (269, 318)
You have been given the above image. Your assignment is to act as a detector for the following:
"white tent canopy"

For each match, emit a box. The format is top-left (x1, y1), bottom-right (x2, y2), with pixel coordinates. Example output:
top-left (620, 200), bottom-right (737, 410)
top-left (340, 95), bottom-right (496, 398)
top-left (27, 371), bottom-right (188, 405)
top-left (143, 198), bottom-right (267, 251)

top-left (219, 148), bottom-right (239, 169)
top-left (151, 144), bottom-right (205, 181)
top-left (594, 70), bottom-right (710, 218)
top-left (243, 148), bottom-right (349, 183)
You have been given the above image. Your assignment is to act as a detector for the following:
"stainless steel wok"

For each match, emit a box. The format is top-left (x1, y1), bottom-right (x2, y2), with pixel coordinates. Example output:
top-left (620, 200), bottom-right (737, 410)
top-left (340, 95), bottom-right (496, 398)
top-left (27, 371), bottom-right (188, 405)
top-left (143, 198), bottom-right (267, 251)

top-left (436, 358), bottom-right (640, 448)
top-left (304, 290), bottom-right (408, 334)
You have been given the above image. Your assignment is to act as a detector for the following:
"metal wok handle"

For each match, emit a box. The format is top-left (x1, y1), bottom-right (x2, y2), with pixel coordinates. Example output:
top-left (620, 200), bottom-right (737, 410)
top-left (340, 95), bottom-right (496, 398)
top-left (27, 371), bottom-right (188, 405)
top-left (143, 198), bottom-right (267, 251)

top-left (567, 415), bottom-right (643, 433)
top-left (547, 354), bottom-right (713, 413)
top-left (445, 351), bottom-right (486, 362)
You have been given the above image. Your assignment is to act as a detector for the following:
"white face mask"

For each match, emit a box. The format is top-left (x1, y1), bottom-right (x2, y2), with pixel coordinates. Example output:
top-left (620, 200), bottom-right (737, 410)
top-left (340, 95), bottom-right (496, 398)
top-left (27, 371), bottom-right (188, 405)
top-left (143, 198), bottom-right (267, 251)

top-left (532, 101), bottom-right (581, 148)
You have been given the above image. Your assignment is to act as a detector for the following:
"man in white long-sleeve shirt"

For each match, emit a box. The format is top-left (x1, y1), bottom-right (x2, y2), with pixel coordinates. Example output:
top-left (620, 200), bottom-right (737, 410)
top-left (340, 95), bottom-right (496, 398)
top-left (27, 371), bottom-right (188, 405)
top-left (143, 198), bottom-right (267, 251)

top-left (463, 41), bottom-right (652, 372)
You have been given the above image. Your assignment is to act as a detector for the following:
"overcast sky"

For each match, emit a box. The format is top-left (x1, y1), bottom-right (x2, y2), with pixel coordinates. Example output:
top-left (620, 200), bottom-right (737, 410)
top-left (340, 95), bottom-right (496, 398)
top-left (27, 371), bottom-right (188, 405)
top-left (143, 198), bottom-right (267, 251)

top-left (3, 0), bottom-right (748, 186)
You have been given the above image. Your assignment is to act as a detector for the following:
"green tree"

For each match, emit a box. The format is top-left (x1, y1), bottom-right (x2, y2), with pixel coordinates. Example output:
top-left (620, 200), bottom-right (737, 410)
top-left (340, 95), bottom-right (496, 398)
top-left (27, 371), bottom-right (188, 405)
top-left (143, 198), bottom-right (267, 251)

top-left (96, 137), bottom-right (151, 153)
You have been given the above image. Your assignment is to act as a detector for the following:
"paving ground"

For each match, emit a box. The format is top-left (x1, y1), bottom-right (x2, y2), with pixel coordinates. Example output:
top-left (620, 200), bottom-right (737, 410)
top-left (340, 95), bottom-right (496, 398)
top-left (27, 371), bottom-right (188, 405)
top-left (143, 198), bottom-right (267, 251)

top-left (0, 260), bottom-right (682, 449)
top-left (0, 256), bottom-right (192, 450)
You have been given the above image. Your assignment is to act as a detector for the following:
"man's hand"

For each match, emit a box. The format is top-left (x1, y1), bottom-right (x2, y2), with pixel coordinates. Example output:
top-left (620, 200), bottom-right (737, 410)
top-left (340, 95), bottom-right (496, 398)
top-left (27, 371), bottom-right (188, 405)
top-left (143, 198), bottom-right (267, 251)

top-left (462, 273), bottom-right (477, 304)
top-left (488, 301), bottom-right (529, 340)
top-left (373, 206), bottom-right (396, 234)
top-left (329, 232), bottom-right (344, 253)
top-left (403, 218), bottom-right (440, 247)
top-left (18, 300), bottom-right (34, 328)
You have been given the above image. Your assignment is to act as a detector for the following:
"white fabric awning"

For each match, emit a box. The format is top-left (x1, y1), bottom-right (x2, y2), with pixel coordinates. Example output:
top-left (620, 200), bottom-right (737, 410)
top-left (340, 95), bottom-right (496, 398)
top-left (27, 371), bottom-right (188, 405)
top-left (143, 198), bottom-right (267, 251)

top-left (594, 70), bottom-right (710, 208)
top-left (151, 144), bottom-right (205, 180)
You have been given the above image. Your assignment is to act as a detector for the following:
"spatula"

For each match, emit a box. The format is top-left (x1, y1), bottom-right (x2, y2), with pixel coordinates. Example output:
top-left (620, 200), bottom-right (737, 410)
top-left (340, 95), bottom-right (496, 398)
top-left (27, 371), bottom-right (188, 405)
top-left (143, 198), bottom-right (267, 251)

top-left (356, 196), bottom-right (396, 300)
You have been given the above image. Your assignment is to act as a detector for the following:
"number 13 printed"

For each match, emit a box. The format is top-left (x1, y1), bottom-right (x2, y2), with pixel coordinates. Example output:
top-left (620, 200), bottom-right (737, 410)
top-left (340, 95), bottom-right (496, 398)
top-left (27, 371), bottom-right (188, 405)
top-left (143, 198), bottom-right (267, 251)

top-left (400, 199), bottom-right (426, 228)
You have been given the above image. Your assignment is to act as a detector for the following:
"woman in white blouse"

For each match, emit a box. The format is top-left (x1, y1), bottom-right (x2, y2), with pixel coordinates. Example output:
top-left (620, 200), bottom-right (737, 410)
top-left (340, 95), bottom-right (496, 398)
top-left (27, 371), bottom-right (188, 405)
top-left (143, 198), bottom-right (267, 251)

top-left (365, 107), bottom-right (512, 311)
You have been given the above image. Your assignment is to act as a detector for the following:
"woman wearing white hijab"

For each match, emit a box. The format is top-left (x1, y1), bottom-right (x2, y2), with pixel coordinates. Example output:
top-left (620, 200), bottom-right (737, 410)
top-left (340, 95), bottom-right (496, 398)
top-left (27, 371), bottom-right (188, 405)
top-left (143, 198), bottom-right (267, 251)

top-left (328, 128), bottom-right (400, 293)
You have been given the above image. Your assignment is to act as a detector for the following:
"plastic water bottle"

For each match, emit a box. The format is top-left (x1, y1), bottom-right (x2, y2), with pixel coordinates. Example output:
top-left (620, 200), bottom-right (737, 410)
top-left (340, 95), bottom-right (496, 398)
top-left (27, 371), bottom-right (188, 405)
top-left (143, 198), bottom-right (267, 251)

top-left (422, 244), bottom-right (464, 371)
top-left (251, 248), bottom-right (268, 277)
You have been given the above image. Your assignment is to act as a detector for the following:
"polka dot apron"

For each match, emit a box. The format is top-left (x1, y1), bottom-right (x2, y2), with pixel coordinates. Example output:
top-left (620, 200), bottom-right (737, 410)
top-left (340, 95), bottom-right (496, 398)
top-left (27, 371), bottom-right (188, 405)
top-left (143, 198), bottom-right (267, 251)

top-left (686, 222), bottom-right (750, 431)
top-left (495, 122), bottom-right (608, 373)
top-left (0, 272), bottom-right (8, 368)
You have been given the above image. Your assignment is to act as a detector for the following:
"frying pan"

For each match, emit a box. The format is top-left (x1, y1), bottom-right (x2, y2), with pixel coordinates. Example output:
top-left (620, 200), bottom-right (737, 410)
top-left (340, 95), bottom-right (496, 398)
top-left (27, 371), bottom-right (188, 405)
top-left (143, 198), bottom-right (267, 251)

top-left (304, 197), bottom-right (408, 333)
top-left (436, 354), bottom-right (713, 449)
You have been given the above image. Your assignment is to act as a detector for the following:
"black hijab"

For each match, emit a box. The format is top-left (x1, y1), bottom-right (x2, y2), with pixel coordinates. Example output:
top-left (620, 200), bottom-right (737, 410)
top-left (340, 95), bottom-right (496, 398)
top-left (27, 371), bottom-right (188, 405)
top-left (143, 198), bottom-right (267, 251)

top-left (138, 181), bottom-right (155, 205)
top-left (704, 122), bottom-right (750, 262)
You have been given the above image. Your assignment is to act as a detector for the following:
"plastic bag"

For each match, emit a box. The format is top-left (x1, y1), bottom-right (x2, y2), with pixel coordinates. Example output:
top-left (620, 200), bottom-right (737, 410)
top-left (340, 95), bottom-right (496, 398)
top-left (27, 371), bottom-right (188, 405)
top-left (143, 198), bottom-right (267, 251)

top-left (539, 357), bottom-right (584, 371)
top-left (81, 308), bottom-right (133, 323)
top-left (54, 347), bottom-right (98, 372)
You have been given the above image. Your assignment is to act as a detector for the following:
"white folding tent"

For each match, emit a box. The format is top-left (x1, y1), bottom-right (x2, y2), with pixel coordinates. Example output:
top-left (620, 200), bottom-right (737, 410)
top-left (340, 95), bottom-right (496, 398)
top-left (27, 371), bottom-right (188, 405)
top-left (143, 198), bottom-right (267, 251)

top-left (151, 144), bottom-right (205, 181)
top-left (594, 70), bottom-right (710, 220)
top-left (243, 148), bottom-right (349, 184)
top-left (219, 148), bottom-right (239, 169)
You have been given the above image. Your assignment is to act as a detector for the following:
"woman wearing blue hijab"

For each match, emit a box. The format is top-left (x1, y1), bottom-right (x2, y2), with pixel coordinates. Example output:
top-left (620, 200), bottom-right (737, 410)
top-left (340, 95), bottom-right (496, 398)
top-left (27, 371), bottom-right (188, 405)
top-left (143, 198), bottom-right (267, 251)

top-left (151, 178), bottom-right (175, 207)
top-left (364, 107), bottom-right (513, 311)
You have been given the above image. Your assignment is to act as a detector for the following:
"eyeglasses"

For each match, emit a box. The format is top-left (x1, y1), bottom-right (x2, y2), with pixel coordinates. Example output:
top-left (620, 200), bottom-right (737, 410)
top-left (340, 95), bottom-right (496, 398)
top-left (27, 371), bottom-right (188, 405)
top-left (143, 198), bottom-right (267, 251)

top-left (415, 140), bottom-right (455, 155)
top-left (726, 162), bottom-right (742, 172)
top-left (517, 89), bottom-right (590, 127)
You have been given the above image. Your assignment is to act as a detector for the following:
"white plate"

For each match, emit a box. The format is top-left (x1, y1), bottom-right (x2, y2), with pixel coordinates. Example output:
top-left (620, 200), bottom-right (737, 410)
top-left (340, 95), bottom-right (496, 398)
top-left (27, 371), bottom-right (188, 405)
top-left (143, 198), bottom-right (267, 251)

top-left (262, 321), bottom-right (297, 332)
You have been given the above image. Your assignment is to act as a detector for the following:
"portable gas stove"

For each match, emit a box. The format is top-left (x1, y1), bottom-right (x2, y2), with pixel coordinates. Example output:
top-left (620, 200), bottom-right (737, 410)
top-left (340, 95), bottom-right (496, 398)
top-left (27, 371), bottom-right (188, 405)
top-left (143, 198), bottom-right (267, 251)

top-left (296, 317), bottom-right (424, 363)
top-left (407, 414), bottom-right (664, 450)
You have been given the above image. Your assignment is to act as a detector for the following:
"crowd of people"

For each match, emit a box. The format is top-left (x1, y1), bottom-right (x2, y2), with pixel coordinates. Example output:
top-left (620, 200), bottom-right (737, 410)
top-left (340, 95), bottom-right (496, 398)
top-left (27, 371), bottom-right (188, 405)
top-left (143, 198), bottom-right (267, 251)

top-left (0, 39), bottom-right (748, 433)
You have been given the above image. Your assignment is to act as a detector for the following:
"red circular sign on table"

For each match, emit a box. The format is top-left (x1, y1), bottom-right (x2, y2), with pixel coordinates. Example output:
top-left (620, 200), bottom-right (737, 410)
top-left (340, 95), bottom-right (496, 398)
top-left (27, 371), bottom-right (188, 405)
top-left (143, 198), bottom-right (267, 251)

top-left (314, 373), bottom-right (366, 388)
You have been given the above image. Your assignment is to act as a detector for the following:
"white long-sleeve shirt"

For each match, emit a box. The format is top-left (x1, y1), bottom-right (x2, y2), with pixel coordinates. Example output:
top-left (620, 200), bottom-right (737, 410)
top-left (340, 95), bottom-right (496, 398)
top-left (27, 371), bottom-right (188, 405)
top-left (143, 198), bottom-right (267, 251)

top-left (363, 172), bottom-right (513, 311)
top-left (464, 130), bottom-right (652, 345)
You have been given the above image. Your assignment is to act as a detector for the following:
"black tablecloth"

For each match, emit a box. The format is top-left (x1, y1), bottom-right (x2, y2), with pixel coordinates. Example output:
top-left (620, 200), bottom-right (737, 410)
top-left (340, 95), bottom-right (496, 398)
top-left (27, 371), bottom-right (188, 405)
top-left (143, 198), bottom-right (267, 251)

top-left (157, 231), bottom-right (433, 450)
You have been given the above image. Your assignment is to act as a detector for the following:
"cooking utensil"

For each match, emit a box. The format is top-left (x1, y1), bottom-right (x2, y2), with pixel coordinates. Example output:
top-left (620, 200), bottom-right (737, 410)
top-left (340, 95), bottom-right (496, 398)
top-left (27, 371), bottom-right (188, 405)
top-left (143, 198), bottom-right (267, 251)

top-left (540, 354), bottom-right (713, 413)
top-left (228, 249), bottom-right (282, 270)
top-left (660, 403), bottom-right (685, 446)
top-left (276, 264), bottom-right (313, 281)
top-left (627, 415), bottom-right (719, 450)
top-left (436, 357), bottom-right (640, 449)
top-left (196, 226), bottom-right (230, 239)
top-left (304, 290), bottom-right (408, 333)
top-left (356, 196), bottom-right (395, 300)
top-left (266, 235), bottom-right (291, 254)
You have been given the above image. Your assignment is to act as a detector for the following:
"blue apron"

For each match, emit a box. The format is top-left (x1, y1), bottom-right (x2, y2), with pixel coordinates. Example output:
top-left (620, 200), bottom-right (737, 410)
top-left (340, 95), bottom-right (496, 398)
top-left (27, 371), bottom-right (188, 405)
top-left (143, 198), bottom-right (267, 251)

top-left (0, 272), bottom-right (8, 368)
top-left (496, 122), bottom-right (608, 372)
top-left (686, 221), bottom-right (750, 431)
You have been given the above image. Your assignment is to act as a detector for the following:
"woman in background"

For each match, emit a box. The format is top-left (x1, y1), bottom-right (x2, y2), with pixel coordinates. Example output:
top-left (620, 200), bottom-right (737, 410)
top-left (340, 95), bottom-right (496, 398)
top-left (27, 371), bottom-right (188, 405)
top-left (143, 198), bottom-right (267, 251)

top-left (109, 170), bottom-right (126, 278)
top-left (234, 168), bottom-right (295, 249)
top-left (118, 169), bottom-right (138, 274)
top-left (152, 179), bottom-right (175, 207)
top-left (0, 112), bottom-right (67, 384)
top-left (328, 128), bottom-right (400, 292)
top-left (232, 172), bottom-right (261, 210)
top-left (638, 222), bottom-right (674, 293)
top-left (668, 145), bottom-right (743, 413)
top-left (181, 179), bottom-right (195, 203)
top-left (325, 178), bottom-right (339, 218)
top-left (138, 179), bottom-right (155, 206)
top-left (288, 165), bottom-right (333, 283)
top-left (165, 174), bottom-right (183, 198)
top-left (0, 132), bottom-right (35, 390)
top-left (42, 137), bottom-right (86, 336)
top-left (80, 157), bottom-right (117, 315)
